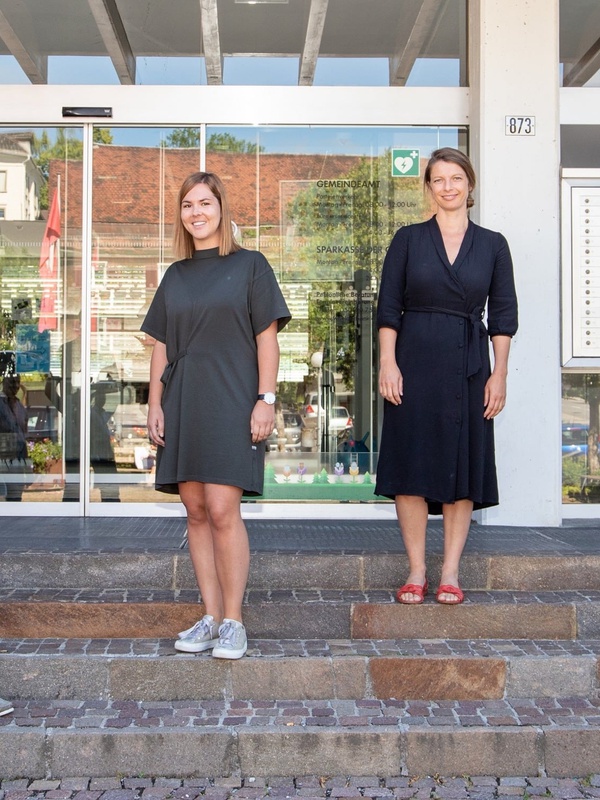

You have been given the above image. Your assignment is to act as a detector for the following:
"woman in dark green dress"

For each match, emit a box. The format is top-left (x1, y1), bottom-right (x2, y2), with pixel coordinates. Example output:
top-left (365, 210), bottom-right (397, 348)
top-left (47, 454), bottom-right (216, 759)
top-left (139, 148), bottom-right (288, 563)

top-left (376, 149), bottom-right (518, 606)
top-left (142, 172), bottom-right (290, 658)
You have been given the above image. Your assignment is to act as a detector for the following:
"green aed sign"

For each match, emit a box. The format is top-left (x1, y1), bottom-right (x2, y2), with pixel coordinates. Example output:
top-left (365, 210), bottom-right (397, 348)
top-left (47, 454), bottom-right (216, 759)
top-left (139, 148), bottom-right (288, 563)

top-left (391, 148), bottom-right (420, 177)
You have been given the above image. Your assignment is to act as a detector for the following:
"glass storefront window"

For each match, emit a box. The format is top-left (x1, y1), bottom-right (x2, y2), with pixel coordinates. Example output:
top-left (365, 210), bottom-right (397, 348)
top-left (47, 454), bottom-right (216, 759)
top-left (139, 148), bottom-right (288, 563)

top-left (562, 373), bottom-right (600, 504)
top-left (202, 125), bottom-right (467, 503)
top-left (560, 0), bottom-right (600, 87)
top-left (0, 124), bottom-right (468, 506)
top-left (0, 127), bottom-right (83, 503)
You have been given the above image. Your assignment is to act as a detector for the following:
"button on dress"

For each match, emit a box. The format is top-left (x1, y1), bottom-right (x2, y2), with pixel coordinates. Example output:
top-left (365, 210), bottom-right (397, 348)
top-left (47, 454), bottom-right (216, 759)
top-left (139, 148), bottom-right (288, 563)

top-left (375, 216), bottom-right (518, 514)
top-left (141, 247), bottom-right (291, 496)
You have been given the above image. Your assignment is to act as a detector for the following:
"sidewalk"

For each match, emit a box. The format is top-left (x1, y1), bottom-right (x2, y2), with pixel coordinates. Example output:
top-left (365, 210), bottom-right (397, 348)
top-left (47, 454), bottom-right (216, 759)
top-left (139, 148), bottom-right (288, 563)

top-left (1, 515), bottom-right (599, 555)
top-left (2, 774), bottom-right (600, 799)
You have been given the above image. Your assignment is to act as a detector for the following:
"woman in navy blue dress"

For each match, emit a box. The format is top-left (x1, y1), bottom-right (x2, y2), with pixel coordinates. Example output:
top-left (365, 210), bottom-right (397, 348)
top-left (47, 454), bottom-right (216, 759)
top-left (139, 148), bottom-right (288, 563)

top-left (376, 148), bottom-right (518, 605)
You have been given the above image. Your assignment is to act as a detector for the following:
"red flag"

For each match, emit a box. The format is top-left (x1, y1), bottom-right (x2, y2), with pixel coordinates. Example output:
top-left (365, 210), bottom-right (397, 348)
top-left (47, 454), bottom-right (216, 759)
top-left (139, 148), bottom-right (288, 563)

top-left (38, 190), bottom-right (61, 332)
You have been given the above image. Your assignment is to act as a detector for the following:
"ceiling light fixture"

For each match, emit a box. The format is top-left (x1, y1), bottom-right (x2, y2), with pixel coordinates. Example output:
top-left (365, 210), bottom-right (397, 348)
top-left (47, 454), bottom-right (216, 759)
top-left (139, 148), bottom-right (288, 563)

top-left (235, 1), bottom-right (289, 4)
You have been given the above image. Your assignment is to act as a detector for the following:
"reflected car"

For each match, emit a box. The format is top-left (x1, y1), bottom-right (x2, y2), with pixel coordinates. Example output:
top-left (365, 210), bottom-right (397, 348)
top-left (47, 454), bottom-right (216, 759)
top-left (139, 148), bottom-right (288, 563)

top-left (26, 405), bottom-right (59, 442)
top-left (329, 406), bottom-right (353, 432)
top-left (267, 411), bottom-right (304, 451)
top-left (302, 395), bottom-right (353, 432)
top-left (303, 393), bottom-right (323, 419)
top-left (562, 423), bottom-right (592, 458)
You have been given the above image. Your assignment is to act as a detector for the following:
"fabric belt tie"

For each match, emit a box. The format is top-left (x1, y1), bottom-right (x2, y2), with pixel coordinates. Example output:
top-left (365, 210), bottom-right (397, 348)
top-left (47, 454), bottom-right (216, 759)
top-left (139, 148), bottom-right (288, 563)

top-left (404, 306), bottom-right (485, 377)
top-left (160, 348), bottom-right (187, 386)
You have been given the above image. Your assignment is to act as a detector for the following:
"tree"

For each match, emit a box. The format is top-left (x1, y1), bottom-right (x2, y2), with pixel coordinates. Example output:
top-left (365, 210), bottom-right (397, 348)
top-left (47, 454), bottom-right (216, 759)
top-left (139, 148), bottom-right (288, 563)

top-left (33, 128), bottom-right (113, 209)
top-left (563, 373), bottom-right (600, 474)
top-left (161, 130), bottom-right (264, 153)
top-left (287, 151), bottom-right (425, 389)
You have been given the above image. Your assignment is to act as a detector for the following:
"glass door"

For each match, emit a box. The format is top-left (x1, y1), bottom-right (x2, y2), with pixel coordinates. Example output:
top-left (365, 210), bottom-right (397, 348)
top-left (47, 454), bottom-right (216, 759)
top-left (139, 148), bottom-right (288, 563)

top-left (88, 127), bottom-right (201, 505)
top-left (0, 126), bottom-right (83, 508)
top-left (205, 125), bottom-right (467, 502)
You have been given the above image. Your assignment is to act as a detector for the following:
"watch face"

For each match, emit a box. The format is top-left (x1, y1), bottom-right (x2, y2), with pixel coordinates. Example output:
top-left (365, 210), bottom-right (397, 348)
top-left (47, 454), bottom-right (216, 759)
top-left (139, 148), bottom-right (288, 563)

top-left (261, 392), bottom-right (276, 405)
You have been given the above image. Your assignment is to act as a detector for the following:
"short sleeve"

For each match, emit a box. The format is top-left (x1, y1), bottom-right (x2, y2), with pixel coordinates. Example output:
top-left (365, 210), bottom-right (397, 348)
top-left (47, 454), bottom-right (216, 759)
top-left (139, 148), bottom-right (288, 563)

top-left (140, 277), bottom-right (167, 343)
top-left (376, 227), bottom-right (409, 331)
top-left (249, 253), bottom-right (291, 335)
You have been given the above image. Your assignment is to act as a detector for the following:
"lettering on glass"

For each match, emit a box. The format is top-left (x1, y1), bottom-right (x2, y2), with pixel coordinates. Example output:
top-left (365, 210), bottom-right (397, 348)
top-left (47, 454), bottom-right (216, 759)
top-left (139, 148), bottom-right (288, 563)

top-left (505, 116), bottom-right (535, 136)
top-left (572, 187), bottom-right (600, 356)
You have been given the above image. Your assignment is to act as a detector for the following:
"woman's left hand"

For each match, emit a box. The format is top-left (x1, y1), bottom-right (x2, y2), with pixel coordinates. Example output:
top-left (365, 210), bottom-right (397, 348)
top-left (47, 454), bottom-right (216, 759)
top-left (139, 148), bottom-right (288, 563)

top-left (250, 402), bottom-right (275, 443)
top-left (483, 372), bottom-right (507, 419)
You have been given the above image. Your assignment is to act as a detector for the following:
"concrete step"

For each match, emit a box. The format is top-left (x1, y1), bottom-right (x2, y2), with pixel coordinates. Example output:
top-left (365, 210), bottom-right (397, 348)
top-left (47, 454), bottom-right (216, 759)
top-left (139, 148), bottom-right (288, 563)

top-left (1, 588), bottom-right (600, 640)
top-left (2, 551), bottom-right (600, 592)
top-left (1, 637), bottom-right (599, 703)
top-left (1, 696), bottom-right (599, 780)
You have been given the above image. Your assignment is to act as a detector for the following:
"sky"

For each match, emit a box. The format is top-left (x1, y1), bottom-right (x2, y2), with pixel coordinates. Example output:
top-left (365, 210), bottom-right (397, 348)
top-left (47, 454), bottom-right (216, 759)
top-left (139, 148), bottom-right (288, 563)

top-left (0, 54), bottom-right (460, 88)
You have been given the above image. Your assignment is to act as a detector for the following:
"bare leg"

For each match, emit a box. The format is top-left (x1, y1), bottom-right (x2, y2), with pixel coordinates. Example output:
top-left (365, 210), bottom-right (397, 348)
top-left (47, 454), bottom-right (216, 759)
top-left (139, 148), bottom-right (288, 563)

top-left (394, 494), bottom-right (429, 603)
top-left (204, 483), bottom-right (249, 622)
top-left (438, 498), bottom-right (473, 602)
top-left (179, 481), bottom-right (249, 624)
top-left (179, 481), bottom-right (224, 622)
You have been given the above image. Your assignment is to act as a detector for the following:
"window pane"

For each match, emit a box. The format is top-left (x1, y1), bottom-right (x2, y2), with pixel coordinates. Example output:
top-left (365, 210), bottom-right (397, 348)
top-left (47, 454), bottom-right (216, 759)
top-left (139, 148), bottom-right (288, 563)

top-left (205, 124), bottom-right (467, 503)
top-left (562, 373), bottom-right (600, 504)
top-left (560, 0), bottom-right (600, 87)
top-left (0, 127), bottom-right (83, 503)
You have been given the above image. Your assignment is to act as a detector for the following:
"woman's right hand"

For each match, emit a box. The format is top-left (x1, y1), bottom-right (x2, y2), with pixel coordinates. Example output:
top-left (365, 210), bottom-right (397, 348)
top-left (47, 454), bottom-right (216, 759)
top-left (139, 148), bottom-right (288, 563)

top-left (379, 362), bottom-right (403, 405)
top-left (147, 404), bottom-right (165, 446)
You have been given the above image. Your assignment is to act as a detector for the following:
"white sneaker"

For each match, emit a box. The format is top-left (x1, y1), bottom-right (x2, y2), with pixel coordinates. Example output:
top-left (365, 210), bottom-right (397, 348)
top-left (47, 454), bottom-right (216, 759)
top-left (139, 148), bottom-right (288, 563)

top-left (212, 618), bottom-right (247, 660)
top-left (174, 614), bottom-right (219, 653)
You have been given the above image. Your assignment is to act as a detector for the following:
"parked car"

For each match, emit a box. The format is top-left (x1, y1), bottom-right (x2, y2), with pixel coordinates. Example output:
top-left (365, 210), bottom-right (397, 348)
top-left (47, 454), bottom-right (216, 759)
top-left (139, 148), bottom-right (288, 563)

top-left (267, 411), bottom-right (304, 451)
top-left (303, 394), bottom-right (353, 432)
top-left (303, 393), bottom-right (323, 419)
top-left (562, 423), bottom-right (592, 458)
top-left (329, 406), bottom-right (353, 432)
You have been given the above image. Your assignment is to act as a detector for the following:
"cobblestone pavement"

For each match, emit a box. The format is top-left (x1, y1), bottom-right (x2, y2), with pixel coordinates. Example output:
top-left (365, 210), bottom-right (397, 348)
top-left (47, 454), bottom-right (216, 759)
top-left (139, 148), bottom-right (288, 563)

top-left (3, 636), bottom-right (600, 657)
top-left (2, 775), bottom-right (600, 800)
top-left (3, 588), bottom-right (600, 605)
top-left (2, 697), bottom-right (600, 729)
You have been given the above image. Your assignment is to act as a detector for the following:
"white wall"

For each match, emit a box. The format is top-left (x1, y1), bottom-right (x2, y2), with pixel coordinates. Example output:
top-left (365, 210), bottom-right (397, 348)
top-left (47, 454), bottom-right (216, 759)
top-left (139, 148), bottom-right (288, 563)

top-left (470, 0), bottom-right (562, 525)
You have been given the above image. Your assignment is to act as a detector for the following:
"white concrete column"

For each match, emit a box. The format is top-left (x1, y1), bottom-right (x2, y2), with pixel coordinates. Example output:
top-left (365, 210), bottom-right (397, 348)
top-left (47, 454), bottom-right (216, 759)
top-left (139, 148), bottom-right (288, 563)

top-left (469, 0), bottom-right (562, 525)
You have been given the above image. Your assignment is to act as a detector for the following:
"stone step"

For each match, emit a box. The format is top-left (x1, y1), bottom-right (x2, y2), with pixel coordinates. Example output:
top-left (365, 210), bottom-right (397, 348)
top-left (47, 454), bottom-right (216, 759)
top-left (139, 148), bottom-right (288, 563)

top-left (1, 638), bottom-right (599, 703)
top-left (1, 697), bottom-right (599, 780)
top-left (2, 551), bottom-right (600, 592)
top-left (1, 589), bottom-right (599, 639)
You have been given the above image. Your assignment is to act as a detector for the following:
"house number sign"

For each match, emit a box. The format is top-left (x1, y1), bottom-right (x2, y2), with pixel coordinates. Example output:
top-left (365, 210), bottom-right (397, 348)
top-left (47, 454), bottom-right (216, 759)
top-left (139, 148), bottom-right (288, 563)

top-left (505, 116), bottom-right (536, 136)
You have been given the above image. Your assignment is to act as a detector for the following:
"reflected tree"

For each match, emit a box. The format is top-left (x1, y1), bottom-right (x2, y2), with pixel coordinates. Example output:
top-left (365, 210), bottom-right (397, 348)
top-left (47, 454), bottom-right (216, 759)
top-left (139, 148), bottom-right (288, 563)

top-left (563, 373), bottom-right (600, 473)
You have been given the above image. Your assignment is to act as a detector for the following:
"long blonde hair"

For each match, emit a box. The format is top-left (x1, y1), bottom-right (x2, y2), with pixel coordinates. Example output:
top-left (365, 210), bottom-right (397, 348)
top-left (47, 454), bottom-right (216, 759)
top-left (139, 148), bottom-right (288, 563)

top-left (173, 172), bottom-right (241, 259)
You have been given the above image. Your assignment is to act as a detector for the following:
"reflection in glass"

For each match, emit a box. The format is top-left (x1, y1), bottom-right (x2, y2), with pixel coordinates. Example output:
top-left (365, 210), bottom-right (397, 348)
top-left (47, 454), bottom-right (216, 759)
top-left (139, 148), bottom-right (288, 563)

top-left (562, 373), bottom-right (600, 503)
top-left (203, 125), bottom-right (467, 501)
top-left (0, 127), bottom-right (83, 503)
top-left (560, 0), bottom-right (600, 86)
top-left (89, 127), bottom-right (202, 503)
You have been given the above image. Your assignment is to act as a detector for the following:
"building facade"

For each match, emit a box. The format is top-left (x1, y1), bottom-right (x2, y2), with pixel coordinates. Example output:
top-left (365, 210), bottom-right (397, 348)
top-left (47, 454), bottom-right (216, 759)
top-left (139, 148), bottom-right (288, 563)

top-left (0, 0), bottom-right (598, 525)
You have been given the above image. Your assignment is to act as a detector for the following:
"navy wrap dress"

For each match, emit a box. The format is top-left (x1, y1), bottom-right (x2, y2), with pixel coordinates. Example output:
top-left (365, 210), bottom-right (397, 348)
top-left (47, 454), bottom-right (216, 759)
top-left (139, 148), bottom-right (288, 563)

top-left (141, 246), bottom-right (291, 496)
top-left (375, 216), bottom-right (518, 514)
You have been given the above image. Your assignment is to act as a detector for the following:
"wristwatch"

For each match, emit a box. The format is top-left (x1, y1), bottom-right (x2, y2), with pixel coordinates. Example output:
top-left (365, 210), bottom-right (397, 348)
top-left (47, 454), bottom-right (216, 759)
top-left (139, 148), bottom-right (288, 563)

top-left (257, 392), bottom-right (276, 405)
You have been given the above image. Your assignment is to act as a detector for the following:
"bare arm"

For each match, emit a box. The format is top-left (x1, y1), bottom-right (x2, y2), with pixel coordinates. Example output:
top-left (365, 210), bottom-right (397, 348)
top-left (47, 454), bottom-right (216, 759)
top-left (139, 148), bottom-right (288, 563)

top-left (251, 321), bottom-right (280, 443)
top-left (484, 334), bottom-right (511, 419)
top-left (147, 340), bottom-right (167, 445)
top-left (378, 326), bottom-right (403, 406)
